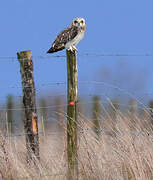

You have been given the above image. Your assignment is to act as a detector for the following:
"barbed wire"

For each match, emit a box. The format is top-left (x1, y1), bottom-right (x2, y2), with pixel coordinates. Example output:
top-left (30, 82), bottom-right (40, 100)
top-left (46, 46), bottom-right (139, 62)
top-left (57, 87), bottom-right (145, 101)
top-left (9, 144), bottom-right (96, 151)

top-left (1, 91), bottom-right (153, 105)
top-left (5, 131), bottom-right (64, 137)
top-left (8, 82), bottom-right (67, 89)
top-left (0, 52), bottom-right (153, 61)
top-left (0, 100), bottom-right (151, 111)
top-left (3, 128), bottom-right (153, 138)
top-left (2, 80), bottom-right (153, 97)
top-left (1, 91), bottom-right (153, 102)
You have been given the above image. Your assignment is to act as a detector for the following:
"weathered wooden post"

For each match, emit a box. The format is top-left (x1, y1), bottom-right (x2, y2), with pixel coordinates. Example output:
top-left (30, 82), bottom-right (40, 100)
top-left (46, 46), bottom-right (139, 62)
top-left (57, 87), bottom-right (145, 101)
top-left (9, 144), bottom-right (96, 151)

top-left (110, 98), bottom-right (119, 119)
top-left (129, 99), bottom-right (137, 116)
top-left (148, 100), bottom-right (153, 129)
top-left (128, 99), bottom-right (138, 130)
top-left (148, 100), bottom-right (153, 119)
top-left (55, 97), bottom-right (63, 128)
top-left (66, 49), bottom-right (78, 179)
top-left (39, 98), bottom-right (47, 138)
top-left (6, 95), bottom-right (14, 134)
top-left (92, 96), bottom-right (101, 136)
top-left (17, 50), bottom-right (39, 162)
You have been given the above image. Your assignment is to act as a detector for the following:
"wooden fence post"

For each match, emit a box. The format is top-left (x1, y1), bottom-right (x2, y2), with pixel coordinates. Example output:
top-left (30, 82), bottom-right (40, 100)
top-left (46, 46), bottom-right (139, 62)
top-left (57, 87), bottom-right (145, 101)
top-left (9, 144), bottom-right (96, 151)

top-left (39, 98), bottom-right (47, 139)
top-left (92, 96), bottom-right (101, 136)
top-left (129, 99), bottom-right (137, 116)
top-left (66, 49), bottom-right (78, 179)
top-left (17, 50), bottom-right (39, 162)
top-left (6, 95), bottom-right (14, 134)
top-left (148, 100), bottom-right (153, 128)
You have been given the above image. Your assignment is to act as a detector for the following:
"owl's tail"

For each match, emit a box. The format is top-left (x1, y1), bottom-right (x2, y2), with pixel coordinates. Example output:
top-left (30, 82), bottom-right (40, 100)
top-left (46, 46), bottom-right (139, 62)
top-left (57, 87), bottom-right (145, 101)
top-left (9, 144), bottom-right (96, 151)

top-left (47, 46), bottom-right (65, 53)
top-left (47, 47), bottom-right (56, 53)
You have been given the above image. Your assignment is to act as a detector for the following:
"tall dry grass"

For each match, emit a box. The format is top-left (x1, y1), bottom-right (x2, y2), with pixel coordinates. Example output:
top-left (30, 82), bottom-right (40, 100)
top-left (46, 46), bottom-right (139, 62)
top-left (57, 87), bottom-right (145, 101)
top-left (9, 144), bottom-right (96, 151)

top-left (0, 110), bottom-right (153, 180)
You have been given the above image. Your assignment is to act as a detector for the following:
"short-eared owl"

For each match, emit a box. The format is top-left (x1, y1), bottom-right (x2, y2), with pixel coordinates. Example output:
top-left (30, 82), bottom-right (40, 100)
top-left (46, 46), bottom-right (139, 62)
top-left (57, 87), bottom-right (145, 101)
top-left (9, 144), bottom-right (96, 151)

top-left (47, 17), bottom-right (86, 53)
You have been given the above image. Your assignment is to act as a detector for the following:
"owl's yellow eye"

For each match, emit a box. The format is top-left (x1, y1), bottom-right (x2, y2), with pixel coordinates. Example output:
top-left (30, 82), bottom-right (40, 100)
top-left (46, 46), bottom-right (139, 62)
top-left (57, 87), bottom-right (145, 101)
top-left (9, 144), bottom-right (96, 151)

top-left (80, 20), bottom-right (84, 24)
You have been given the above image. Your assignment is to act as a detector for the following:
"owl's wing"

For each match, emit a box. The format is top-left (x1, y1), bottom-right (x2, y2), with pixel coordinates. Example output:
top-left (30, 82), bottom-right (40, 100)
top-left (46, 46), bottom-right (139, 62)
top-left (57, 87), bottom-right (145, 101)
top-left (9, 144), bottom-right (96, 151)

top-left (47, 26), bottom-right (78, 53)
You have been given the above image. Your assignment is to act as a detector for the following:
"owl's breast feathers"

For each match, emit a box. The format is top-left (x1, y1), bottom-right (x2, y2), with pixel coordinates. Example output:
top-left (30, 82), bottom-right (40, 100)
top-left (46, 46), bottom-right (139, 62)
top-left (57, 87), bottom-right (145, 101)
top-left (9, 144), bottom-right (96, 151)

top-left (47, 26), bottom-right (84, 53)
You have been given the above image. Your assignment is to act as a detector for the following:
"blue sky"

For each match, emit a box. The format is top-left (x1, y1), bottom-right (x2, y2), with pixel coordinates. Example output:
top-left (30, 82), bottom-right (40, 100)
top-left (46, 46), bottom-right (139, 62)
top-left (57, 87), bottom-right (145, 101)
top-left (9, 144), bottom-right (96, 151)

top-left (0, 0), bottom-right (153, 103)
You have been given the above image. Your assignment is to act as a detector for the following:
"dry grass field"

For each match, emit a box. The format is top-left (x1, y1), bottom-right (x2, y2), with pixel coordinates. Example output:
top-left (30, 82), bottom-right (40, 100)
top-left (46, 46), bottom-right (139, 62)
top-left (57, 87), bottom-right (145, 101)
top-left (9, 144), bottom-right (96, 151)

top-left (0, 109), bottom-right (153, 180)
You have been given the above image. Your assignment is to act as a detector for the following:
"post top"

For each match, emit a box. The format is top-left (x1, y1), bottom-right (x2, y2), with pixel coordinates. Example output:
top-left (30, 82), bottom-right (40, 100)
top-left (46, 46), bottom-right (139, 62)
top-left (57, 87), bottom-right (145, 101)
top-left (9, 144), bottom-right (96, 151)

top-left (17, 50), bottom-right (32, 60)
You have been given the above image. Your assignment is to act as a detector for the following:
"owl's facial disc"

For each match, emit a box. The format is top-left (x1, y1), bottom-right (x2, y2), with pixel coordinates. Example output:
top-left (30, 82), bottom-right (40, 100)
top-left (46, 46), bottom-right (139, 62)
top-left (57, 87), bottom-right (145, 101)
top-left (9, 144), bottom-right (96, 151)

top-left (74, 20), bottom-right (78, 24)
top-left (73, 20), bottom-right (79, 26)
top-left (72, 17), bottom-right (85, 27)
top-left (80, 19), bottom-right (84, 26)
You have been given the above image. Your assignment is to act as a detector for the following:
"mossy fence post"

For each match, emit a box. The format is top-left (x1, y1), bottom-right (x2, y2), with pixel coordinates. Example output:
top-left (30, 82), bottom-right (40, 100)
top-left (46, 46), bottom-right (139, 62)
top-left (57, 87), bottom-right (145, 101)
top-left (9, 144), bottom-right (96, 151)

top-left (66, 49), bottom-right (78, 179)
top-left (17, 50), bottom-right (39, 163)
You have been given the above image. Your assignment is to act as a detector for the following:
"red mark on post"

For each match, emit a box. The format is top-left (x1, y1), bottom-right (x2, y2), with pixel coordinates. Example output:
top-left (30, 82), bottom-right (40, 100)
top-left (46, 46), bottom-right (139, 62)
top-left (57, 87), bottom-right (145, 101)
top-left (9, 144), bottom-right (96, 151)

top-left (69, 101), bottom-right (75, 106)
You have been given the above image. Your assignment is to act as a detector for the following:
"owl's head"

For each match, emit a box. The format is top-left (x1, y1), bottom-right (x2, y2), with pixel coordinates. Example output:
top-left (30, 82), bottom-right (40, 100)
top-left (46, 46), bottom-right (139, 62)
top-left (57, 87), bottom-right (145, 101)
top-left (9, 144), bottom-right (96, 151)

top-left (72, 17), bottom-right (86, 27)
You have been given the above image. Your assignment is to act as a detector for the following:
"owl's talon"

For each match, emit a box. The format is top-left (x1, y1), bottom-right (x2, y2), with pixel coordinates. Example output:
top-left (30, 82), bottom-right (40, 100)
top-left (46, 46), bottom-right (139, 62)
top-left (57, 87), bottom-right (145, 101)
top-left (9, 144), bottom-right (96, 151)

top-left (68, 46), bottom-right (73, 52)
top-left (72, 46), bottom-right (77, 52)
top-left (68, 46), bottom-right (77, 52)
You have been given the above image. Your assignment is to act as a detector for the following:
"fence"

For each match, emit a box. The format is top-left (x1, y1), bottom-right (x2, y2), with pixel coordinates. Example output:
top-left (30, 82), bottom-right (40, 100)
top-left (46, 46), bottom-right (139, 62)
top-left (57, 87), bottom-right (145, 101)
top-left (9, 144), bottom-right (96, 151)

top-left (0, 51), bottom-right (153, 179)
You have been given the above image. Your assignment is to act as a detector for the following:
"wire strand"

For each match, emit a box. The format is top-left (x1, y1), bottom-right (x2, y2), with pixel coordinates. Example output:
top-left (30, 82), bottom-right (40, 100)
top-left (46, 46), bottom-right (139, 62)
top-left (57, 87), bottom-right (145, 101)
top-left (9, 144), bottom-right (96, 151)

top-left (4, 129), bottom-right (153, 138)
top-left (0, 52), bottom-right (153, 61)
